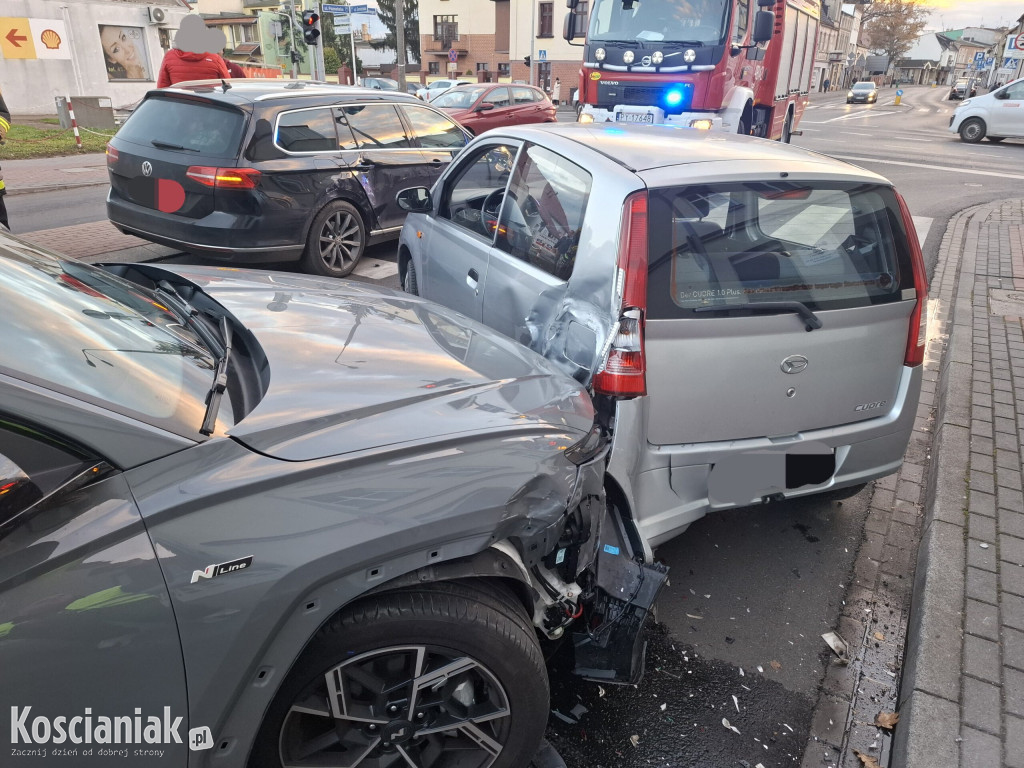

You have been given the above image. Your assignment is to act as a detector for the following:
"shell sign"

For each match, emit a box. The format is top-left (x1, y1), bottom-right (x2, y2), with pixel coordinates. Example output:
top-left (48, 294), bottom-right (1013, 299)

top-left (0, 18), bottom-right (72, 59)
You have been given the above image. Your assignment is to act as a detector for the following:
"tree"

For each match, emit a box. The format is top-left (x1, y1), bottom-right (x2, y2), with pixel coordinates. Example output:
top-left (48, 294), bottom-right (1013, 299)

top-left (861, 0), bottom-right (932, 81)
top-left (373, 0), bottom-right (419, 65)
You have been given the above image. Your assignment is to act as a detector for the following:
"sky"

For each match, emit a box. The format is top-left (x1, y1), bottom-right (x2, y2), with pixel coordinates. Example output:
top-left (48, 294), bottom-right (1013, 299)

top-left (923, 0), bottom-right (1022, 32)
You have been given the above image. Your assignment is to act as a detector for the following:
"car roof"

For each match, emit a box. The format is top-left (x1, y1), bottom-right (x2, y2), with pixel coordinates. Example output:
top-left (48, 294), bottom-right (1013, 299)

top-left (155, 79), bottom-right (421, 106)
top-left (480, 122), bottom-right (888, 179)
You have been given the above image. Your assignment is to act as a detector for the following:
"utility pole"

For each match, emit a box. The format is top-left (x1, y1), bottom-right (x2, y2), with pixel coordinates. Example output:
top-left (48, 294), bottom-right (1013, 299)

top-left (529, 0), bottom-right (536, 86)
top-left (286, 3), bottom-right (298, 79)
top-left (395, 0), bottom-right (407, 91)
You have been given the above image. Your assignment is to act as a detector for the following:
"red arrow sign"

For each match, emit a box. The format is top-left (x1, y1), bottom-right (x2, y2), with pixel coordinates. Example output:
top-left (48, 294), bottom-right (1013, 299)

top-left (5, 28), bottom-right (27, 47)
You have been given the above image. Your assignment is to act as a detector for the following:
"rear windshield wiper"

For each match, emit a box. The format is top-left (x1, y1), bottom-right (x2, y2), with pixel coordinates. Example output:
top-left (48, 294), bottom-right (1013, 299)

top-left (200, 315), bottom-right (233, 436)
top-left (151, 139), bottom-right (198, 152)
top-left (694, 300), bottom-right (823, 332)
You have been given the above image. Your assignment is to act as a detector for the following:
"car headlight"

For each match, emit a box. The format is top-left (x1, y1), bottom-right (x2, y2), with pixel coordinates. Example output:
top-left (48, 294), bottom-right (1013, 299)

top-left (652, 51), bottom-right (664, 65)
top-left (847, 91), bottom-right (854, 97)
top-left (623, 50), bottom-right (635, 64)
top-left (595, 47), bottom-right (606, 62)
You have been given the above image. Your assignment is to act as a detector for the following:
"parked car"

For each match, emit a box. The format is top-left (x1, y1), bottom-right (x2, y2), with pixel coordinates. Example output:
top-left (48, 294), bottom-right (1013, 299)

top-left (846, 81), bottom-right (878, 103)
top-left (360, 76), bottom-right (399, 90)
top-left (431, 83), bottom-right (557, 135)
top-left (0, 229), bottom-right (665, 767)
top-left (950, 77), bottom-right (1024, 142)
top-left (948, 78), bottom-right (978, 100)
top-left (396, 123), bottom-right (927, 546)
top-left (416, 78), bottom-right (474, 101)
top-left (106, 81), bottom-right (470, 278)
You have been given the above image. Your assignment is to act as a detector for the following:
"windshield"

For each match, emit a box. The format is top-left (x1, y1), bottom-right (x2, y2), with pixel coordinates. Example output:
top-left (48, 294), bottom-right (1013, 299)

top-left (589, 0), bottom-right (730, 43)
top-left (432, 87), bottom-right (487, 108)
top-left (0, 239), bottom-right (235, 438)
top-left (852, 83), bottom-right (875, 91)
top-left (369, 78), bottom-right (399, 89)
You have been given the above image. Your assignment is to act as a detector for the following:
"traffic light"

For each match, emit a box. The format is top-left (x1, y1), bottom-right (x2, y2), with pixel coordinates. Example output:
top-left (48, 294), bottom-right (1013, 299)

top-left (290, 50), bottom-right (302, 63)
top-left (302, 10), bottom-right (320, 45)
top-left (523, 55), bottom-right (531, 67)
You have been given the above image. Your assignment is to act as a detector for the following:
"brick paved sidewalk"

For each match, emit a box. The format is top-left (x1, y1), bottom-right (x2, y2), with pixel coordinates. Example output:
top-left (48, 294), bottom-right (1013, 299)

top-left (895, 199), bottom-right (1024, 767)
top-left (1, 153), bottom-right (108, 195)
top-left (19, 220), bottom-right (177, 264)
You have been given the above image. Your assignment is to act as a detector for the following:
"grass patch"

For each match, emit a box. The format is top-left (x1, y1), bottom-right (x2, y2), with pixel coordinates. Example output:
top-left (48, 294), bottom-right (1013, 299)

top-left (0, 124), bottom-right (112, 160)
top-left (40, 117), bottom-right (61, 125)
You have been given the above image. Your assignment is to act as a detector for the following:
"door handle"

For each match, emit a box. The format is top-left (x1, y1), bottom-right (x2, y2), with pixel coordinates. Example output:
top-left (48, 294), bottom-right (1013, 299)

top-left (467, 268), bottom-right (479, 290)
top-left (350, 156), bottom-right (377, 172)
top-left (431, 158), bottom-right (443, 164)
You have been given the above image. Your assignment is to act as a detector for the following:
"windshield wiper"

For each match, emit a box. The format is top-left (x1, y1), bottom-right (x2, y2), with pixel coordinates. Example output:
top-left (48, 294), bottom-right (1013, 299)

top-left (200, 315), bottom-right (233, 436)
top-left (694, 301), bottom-right (823, 332)
top-left (153, 281), bottom-right (225, 357)
top-left (151, 139), bottom-right (198, 152)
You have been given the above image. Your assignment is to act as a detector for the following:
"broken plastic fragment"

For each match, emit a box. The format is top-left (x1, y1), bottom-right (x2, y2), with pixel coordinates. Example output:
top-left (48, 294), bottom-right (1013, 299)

top-left (598, 685), bottom-right (606, 698)
top-left (732, 695), bottom-right (740, 713)
top-left (629, 734), bottom-right (640, 747)
top-left (783, 723), bottom-right (794, 732)
top-left (757, 665), bottom-right (764, 673)
top-left (686, 613), bottom-right (704, 620)
top-left (660, 703), bottom-right (667, 711)
top-left (822, 631), bottom-right (851, 664)
top-left (570, 703), bottom-right (588, 719)
top-left (980, 542), bottom-right (990, 549)
top-left (721, 717), bottom-right (741, 735)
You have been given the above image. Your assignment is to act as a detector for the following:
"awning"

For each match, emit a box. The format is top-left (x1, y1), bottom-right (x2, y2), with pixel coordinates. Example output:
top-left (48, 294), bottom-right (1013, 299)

top-left (232, 42), bottom-right (261, 55)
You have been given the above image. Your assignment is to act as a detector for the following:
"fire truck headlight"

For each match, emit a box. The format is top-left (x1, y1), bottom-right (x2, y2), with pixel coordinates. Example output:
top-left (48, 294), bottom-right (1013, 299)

top-left (652, 51), bottom-right (664, 65)
top-left (690, 119), bottom-right (714, 130)
top-left (623, 50), bottom-right (635, 64)
top-left (579, 112), bottom-right (595, 124)
top-left (595, 47), bottom-right (606, 61)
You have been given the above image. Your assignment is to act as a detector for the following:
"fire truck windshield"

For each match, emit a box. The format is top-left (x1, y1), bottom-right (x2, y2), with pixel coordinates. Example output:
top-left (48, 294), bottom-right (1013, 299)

top-left (588, 0), bottom-right (731, 44)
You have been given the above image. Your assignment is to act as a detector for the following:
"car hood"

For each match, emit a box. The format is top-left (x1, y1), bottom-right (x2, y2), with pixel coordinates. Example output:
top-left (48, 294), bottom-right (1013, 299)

top-left (148, 266), bottom-right (595, 461)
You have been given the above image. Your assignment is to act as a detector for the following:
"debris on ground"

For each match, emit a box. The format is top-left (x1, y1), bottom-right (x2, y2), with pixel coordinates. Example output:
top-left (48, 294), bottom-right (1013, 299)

top-left (722, 717), bottom-right (741, 735)
top-left (853, 750), bottom-right (882, 768)
top-left (874, 711), bottom-right (899, 729)
top-left (629, 734), bottom-right (640, 747)
top-left (769, 660), bottom-right (782, 671)
top-left (822, 631), bottom-right (851, 664)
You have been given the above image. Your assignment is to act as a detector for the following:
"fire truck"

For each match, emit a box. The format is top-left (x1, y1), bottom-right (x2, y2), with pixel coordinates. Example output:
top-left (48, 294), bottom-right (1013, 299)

top-left (564, 0), bottom-right (820, 141)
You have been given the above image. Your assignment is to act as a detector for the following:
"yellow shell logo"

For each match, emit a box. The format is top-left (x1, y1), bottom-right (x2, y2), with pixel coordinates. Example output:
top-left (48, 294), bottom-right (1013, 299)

top-left (41, 29), bottom-right (62, 50)
top-left (590, 71), bottom-right (601, 81)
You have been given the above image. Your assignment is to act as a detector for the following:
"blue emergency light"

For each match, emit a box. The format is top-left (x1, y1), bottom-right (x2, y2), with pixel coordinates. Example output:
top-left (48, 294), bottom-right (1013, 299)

top-left (662, 83), bottom-right (694, 113)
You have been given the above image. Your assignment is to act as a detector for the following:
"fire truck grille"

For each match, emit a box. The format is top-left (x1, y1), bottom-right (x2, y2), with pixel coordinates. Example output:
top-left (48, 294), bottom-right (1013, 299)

top-left (597, 83), bottom-right (669, 107)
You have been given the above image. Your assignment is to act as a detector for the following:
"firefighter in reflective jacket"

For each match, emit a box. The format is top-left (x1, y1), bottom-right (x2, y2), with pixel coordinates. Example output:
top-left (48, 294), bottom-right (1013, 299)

top-left (0, 88), bottom-right (10, 230)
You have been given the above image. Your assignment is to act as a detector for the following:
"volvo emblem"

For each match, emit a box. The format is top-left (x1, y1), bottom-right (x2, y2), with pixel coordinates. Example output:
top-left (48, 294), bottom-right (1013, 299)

top-left (781, 355), bottom-right (809, 374)
top-left (641, 55), bottom-right (652, 67)
top-left (683, 49), bottom-right (697, 63)
top-left (141, 161), bottom-right (153, 177)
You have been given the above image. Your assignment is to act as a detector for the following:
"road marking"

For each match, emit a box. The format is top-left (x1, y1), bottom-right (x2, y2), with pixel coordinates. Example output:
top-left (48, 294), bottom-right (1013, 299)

top-left (353, 259), bottom-right (399, 279)
top-left (912, 216), bottom-right (933, 246)
top-left (899, 137), bottom-right (933, 142)
top-left (828, 153), bottom-right (1024, 181)
top-left (918, 108), bottom-right (930, 113)
top-left (840, 131), bottom-right (872, 136)
top-left (820, 110), bottom-right (897, 123)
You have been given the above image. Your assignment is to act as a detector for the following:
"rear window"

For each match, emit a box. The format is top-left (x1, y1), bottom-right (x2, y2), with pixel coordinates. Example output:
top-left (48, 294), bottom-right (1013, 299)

top-left (116, 96), bottom-right (245, 157)
top-left (647, 182), bottom-right (912, 319)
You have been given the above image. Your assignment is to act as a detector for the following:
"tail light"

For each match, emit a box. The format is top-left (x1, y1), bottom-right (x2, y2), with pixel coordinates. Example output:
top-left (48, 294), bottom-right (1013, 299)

top-left (592, 191), bottom-right (648, 397)
top-left (186, 166), bottom-right (260, 190)
top-left (105, 144), bottom-right (118, 165)
top-left (895, 191), bottom-right (927, 367)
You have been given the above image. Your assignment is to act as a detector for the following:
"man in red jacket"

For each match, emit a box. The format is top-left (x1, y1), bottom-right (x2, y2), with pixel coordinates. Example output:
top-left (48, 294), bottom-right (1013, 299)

top-left (157, 15), bottom-right (230, 87)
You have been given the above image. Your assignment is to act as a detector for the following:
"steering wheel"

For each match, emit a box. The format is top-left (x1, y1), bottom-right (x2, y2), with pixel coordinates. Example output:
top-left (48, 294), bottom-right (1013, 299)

top-left (521, 194), bottom-right (541, 219)
top-left (482, 188), bottom-right (505, 219)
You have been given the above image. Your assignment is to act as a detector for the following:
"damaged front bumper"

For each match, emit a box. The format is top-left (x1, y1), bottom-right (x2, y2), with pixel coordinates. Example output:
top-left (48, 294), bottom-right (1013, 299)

top-left (498, 427), bottom-right (669, 685)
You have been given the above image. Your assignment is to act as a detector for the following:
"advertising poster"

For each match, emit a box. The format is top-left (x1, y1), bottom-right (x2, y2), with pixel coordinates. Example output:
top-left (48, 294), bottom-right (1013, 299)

top-left (98, 25), bottom-right (152, 80)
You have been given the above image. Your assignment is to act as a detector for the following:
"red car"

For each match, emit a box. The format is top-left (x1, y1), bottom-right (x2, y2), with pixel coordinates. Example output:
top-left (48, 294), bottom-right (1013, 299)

top-left (431, 83), bottom-right (556, 135)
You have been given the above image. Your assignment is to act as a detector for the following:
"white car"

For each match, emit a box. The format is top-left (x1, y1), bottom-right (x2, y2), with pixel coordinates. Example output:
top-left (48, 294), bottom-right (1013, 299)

top-left (415, 79), bottom-right (473, 101)
top-left (950, 77), bottom-right (1024, 143)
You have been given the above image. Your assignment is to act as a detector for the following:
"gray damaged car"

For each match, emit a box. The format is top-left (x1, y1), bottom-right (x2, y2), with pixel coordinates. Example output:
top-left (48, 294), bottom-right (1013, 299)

top-left (0, 232), bottom-right (667, 768)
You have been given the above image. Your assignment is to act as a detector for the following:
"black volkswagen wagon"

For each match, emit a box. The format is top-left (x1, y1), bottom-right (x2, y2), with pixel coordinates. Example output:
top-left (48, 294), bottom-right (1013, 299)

top-left (106, 81), bottom-right (470, 277)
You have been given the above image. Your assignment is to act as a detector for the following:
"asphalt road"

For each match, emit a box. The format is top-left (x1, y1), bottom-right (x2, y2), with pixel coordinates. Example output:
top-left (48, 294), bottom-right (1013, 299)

top-left (13, 85), bottom-right (1021, 766)
top-left (5, 184), bottom-right (109, 235)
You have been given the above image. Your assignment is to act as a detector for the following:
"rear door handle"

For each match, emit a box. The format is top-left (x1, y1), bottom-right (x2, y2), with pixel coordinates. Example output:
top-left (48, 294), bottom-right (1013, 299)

top-left (467, 268), bottom-right (479, 290)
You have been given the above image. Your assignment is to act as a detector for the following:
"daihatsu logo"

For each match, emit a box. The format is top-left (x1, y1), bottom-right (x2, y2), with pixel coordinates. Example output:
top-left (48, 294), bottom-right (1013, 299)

top-left (781, 355), bottom-right (809, 374)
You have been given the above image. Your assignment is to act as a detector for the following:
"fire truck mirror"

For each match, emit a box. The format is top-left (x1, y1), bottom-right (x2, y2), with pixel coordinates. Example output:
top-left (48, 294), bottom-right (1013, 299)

top-left (756, 0), bottom-right (775, 8)
top-left (752, 10), bottom-right (774, 44)
top-left (566, 0), bottom-right (579, 8)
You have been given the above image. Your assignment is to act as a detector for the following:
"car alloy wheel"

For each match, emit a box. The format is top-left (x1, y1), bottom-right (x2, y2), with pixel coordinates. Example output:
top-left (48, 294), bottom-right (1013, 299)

top-left (302, 200), bottom-right (366, 278)
top-left (279, 645), bottom-right (512, 767)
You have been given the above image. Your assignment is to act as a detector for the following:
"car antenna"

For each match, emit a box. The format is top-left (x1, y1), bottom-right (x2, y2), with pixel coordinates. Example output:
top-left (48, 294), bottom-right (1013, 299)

top-left (221, 79), bottom-right (232, 93)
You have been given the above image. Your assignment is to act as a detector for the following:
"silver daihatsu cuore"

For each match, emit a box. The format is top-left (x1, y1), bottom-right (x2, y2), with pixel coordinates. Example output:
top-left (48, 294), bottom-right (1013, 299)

top-left (396, 123), bottom-right (927, 548)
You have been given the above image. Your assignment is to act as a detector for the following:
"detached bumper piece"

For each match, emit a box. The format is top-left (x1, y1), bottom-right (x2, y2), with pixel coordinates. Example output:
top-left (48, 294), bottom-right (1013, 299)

top-left (571, 544), bottom-right (669, 685)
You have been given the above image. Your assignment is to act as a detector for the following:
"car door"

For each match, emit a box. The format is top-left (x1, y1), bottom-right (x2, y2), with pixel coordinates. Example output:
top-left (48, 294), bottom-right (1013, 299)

top-left (476, 86), bottom-right (516, 131)
top-left (398, 103), bottom-right (470, 187)
top-left (511, 86), bottom-right (549, 125)
top-left (416, 140), bottom-right (522, 321)
top-left (988, 80), bottom-right (1024, 136)
top-left (334, 103), bottom-right (426, 232)
top-left (482, 142), bottom-right (609, 383)
top-left (0, 421), bottom-right (189, 763)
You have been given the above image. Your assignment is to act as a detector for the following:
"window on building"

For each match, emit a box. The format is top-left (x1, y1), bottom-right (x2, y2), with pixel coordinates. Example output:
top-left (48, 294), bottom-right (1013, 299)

top-left (476, 62), bottom-right (490, 71)
top-left (537, 62), bottom-right (552, 91)
top-left (429, 61), bottom-right (440, 75)
top-left (498, 62), bottom-right (510, 77)
top-left (434, 14), bottom-right (459, 43)
top-left (539, 2), bottom-right (554, 37)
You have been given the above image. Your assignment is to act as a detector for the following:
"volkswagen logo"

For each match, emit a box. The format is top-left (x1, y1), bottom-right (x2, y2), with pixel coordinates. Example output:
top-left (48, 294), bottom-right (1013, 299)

top-left (641, 55), bottom-right (652, 67)
top-left (141, 161), bottom-right (153, 177)
top-left (781, 355), bottom-right (809, 374)
top-left (683, 49), bottom-right (697, 63)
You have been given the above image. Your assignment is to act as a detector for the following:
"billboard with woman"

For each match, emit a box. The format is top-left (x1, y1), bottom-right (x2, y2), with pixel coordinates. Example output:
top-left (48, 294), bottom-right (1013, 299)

top-left (99, 25), bottom-right (152, 81)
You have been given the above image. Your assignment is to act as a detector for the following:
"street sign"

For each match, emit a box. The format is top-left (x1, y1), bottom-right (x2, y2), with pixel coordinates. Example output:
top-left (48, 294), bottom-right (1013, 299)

top-left (447, 62), bottom-right (458, 73)
top-left (323, 4), bottom-right (367, 13)
top-left (448, 48), bottom-right (457, 63)
top-left (334, 19), bottom-right (350, 33)
top-left (985, 57), bottom-right (994, 68)
top-left (537, 49), bottom-right (547, 61)
top-left (896, 89), bottom-right (903, 96)
top-left (974, 51), bottom-right (985, 63)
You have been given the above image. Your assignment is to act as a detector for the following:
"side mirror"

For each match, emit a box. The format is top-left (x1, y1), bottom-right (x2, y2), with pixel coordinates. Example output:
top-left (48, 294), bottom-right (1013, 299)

top-left (476, 102), bottom-right (496, 112)
top-left (563, 11), bottom-right (579, 42)
top-left (396, 187), bottom-right (433, 213)
top-left (752, 10), bottom-right (774, 44)
top-left (757, 0), bottom-right (774, 7)
top-left (995, 89), bottom-right (1008, 100)
top-left (566, 0), bottom-right (579, 7)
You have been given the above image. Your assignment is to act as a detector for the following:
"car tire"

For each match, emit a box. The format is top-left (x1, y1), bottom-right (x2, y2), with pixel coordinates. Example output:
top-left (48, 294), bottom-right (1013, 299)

top-left (301, 200), bottom-right (366, 278)
top-left (403, 258), bottom-right (419, 295)
top-left (959, 117), bottom-right (986, 143)
top-left (249, 581), bottom-right (548, 768)
top-left (987, 136), bottom-right (1005, 143)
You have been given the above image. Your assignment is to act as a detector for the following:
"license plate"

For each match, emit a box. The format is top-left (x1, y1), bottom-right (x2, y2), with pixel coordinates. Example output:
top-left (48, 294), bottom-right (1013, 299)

top-left (615, 112), bottom-right (654, 124)
top-left (707, 449), bottom-right (835, 505)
